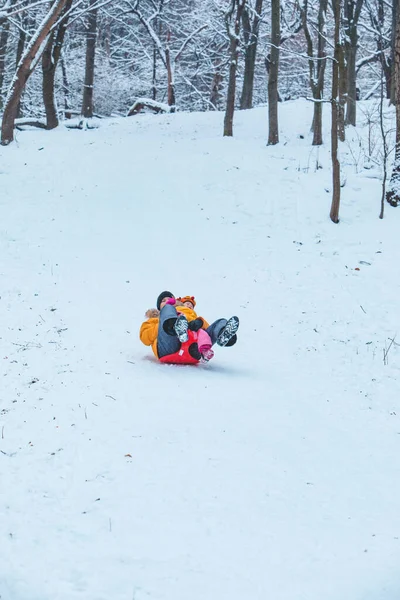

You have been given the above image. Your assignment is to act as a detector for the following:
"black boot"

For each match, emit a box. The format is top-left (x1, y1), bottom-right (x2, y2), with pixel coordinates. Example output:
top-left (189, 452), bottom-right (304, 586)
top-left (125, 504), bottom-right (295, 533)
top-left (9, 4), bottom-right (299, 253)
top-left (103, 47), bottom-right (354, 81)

top-left (188, 318), bottom-right (204, 332)
top-left (188, 343), bottom-right (201, 360)
top-left (217, 316), bottom-right (239, 347)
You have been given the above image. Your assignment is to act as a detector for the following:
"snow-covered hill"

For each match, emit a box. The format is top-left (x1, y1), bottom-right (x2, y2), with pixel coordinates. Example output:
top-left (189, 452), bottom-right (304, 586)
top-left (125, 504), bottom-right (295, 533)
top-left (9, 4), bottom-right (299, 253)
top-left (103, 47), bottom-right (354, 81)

top-left (1, 102), bottom-right (400, 600)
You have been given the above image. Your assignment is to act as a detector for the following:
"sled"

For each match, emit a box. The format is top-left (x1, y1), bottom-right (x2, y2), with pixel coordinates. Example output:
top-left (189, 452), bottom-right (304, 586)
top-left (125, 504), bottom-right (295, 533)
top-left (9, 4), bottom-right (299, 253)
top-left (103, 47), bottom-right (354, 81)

top-left (159, 331), bottom-right (201, 365)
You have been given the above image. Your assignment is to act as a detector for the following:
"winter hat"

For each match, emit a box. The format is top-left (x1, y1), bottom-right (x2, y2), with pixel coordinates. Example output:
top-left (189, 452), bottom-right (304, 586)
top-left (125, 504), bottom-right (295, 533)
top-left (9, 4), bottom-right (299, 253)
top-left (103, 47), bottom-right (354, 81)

top-left (156, 291), bottom-right (174, 310)
top-left (178, 295), bottom-right (196, 307)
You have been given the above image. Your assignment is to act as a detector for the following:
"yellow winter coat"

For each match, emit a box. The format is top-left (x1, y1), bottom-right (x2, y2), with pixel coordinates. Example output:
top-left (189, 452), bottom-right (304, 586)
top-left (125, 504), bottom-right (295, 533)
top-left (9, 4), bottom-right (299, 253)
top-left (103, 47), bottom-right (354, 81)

top-left (139, 306), bottom-right (209, 358)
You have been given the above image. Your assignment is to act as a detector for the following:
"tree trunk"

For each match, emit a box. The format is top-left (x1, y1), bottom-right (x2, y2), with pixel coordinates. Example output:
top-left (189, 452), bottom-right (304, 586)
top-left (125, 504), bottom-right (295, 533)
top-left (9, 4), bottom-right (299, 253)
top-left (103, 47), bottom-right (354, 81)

top-left (268, 0), bottom-right (280, 145)
top-left (313, 101), bottom-right (323, 146)
top-left (210, 61), bottom-right (223, 109)
top-left (224, 0), bottom-right (246, 137)
top-left (391, 0), bottom-right (397, 104)
top-left (165, 32), bottom-right (176, 111)
top-left (302, 0), bottom-right (328, 145)
top-left (42, 0), bottom-right (72, 129)
top-left (15, 20), bottom-right (27, 119)
top-left (386, 0), bottom-right (400, 206)
top-left (152, 43), bottom-right (157, 100)
top-left (1, 0), bottom-right (69, 145)
top-left (82, 0), bottom-right (98, 118)
top-left (240, 0), bottom-right (263, 109)
top-left (0, 19), bottom-right (10, 109)
top-left (330, 0), bottom-right (342, 223)
top-left (345, 27), bottom-right (357, 126)
top-left (61, 54), bottom-right (70, 114)
top-left (338, 42), bottom-right (346, 141)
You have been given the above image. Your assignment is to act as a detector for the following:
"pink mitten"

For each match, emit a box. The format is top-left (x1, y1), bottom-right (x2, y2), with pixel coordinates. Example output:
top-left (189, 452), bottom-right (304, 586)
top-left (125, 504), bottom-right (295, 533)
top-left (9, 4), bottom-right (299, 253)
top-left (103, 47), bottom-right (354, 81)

top-left (165, 297), bottom-right (176, 305)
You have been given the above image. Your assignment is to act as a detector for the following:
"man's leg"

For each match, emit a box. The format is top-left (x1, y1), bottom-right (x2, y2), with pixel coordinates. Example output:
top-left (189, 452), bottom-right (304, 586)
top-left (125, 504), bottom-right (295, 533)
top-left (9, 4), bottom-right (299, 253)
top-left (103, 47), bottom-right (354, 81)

top-left (157, 304), bottom-right (181, 358)
top-left (206, 318), bottom-right (238, 347)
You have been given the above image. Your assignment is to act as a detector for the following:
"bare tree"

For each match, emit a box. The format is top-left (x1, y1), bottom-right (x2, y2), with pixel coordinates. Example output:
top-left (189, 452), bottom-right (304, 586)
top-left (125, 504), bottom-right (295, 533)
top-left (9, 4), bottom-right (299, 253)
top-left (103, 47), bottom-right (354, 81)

top-left (82, 0), bottom-right (98, 118)
top-left (344, 0), bottom-right (364, 126)
top-left (240, 0), bottom-right (263, 109)
top-left (224, 0), bottom-right (246, 136)
top-left (268, 0), bottom-right (280, 144)
top-left (363, 0), bottom-right (392, 99)
top-left (42, 0), bottom-right (72, 128)
top-left (338, 31), bottom-right (346, 141)
top-left (330, 0), bottom-right (342, 223)
top-left (301, 0), bottom-right (329, 145)
top-left (386, 0), bottom-right (400, 206)
top-left (0, 15), bottom-right (10, 108)
top-left (1, 0), bottom-right (69, 145)
top-left (379, 66), bottom-right (388, 218)
top-left (390, 0), bottom-right (397, 103)
top-left (126, 0), bottom-right (207, 112)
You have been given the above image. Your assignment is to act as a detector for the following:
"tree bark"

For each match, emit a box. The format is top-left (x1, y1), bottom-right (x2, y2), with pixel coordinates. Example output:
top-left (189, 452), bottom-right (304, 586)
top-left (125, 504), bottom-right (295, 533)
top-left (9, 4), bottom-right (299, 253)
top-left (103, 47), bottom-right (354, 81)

top-left (42, 0), bottom-right (73, 129)
top-left (240, 0), bottom-right (263, 109)
top-left (165, 31), bottom-right (176, 110)
top-left (343, 0), bottom-right (364, 126)
top-left (377, 0), bottom-right (391, 100)
top-left (1, 0), bottom-right (69, 145)
top-left (330, 0), bottom-right (342, 223)
top-left (15, 18), bottom-right (27, 119)
top-left (386, 0), bottom-right (400, 206)
top-left (61, 54), bottom-right (70, 114)
top-left (0, 19), bottom-right (10, 109)
top-left (224, 0), bottom-right (246, 137)
top-left (345, 26), bottom-right (358, 125)
top-left (302, 0), bottom-right (328, 145)
top-left (338, 42), bottom-right (346, 141)
top-left (210, 61), bottom-right (223, 109)
top-left (268, 0), bottom-right (280, 145)
top-left (391, 0), bottom-right (397, 104)
top-left (82, 0), bottom-right (98, 118)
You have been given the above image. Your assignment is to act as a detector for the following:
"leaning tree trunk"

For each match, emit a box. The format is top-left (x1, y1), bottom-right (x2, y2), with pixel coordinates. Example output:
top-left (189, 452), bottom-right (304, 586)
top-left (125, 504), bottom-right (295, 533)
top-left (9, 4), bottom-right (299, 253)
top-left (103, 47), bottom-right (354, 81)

top-left (1, 0), bottom-right (69, 145)
top-left (224, 0), bottom-right (246, 137)
top-left (42, 0), bottom-right (73, 129)
top-left (386, 0), bottom-right (400, 206)
top-left (82, 0), bottom-right (98, 118)
top-left (268, 0), bottom-right (280, 145)
top-left (0, 19), bottom-right (10, 109)
top-left (330, 0), bottom-right (342, 223)
top-left (240, 0), bottom-right (263, 109)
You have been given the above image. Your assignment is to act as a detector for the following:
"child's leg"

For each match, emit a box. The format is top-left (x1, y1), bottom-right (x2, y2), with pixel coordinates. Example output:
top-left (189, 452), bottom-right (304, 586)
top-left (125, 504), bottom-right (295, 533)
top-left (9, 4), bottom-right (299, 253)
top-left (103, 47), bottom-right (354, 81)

top-left (197, 328), bottom-right (213, 351)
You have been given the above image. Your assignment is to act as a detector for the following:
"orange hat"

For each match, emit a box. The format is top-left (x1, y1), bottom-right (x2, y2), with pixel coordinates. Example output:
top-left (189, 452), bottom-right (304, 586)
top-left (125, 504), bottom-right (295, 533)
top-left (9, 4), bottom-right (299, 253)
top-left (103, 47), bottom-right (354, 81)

top-left (177, 295), bottom-right (196, 307)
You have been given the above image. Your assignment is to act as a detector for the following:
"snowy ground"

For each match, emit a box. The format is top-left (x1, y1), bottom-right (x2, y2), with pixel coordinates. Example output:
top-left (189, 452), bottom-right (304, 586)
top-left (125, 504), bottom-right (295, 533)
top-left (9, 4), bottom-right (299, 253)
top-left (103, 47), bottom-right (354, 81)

top-left (1, 101), bottom-right (400, 600)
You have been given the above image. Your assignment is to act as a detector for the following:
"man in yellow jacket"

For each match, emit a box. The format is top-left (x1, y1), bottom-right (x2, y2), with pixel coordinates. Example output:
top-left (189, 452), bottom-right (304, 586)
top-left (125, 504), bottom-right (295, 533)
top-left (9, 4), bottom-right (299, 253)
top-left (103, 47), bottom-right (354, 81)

top-left (139, 291), bottom-right (239, 364)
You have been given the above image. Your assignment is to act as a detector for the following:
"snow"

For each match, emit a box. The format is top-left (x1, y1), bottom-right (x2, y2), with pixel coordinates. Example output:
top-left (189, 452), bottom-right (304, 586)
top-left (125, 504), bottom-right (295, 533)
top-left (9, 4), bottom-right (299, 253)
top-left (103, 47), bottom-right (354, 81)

top-left (1, 99), bottom-right (400, 600)
top-left (127, 98), bottom-right (173, 115)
